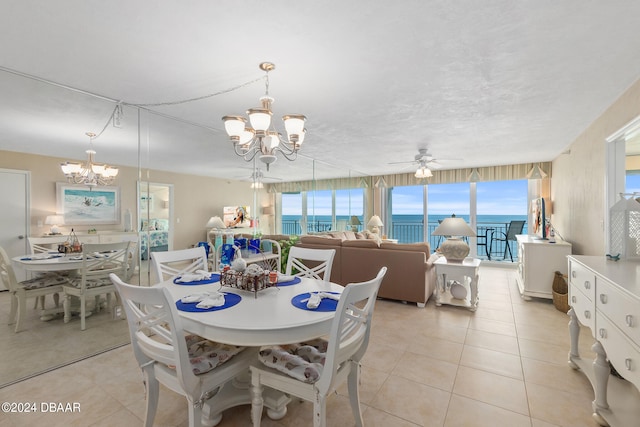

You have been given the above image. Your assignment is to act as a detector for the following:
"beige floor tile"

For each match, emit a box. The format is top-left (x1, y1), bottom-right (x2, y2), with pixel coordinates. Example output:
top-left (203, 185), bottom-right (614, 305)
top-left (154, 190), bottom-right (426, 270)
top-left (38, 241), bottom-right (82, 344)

top-left (452, 365), bottom-right (529, 415)
top-left (407, 335), bottom-right (464, 363)
top-left (444, 394), bottom-right (532, 427)
top-left (472, 305), bottom-right (514, 323)
top-left (370, 375), bottom-right (450, 427)
top-left (361, 340), bottom-right (404, 373)
top-left (392, 351), bottom-right (458, 392)
top-left (521, 357), bottom-right (593, 398)
top-left (464, 329), bottom-right (520, 355)
top-left (526, 382), bottom-right (597, 427)
top-left (459, 345), bottom-right (523, 380)
top-left (468, 316), bottom-right (517, 337)
top-left (336, 365), bottom-right (389, 405)
top-left (362, 406), bottom-right (420, 426)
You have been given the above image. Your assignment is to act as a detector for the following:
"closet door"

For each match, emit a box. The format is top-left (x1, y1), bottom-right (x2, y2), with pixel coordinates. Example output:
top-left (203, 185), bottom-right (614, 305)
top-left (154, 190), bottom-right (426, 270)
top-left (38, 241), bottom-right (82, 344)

top-left (0, 168), bottom-right (29, 284)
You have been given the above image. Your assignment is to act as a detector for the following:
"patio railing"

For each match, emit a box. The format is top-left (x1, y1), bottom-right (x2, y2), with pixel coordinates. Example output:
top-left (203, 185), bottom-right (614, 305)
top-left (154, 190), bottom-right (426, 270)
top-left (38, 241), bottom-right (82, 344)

top-left (281, 218), bottom-right (526, 261)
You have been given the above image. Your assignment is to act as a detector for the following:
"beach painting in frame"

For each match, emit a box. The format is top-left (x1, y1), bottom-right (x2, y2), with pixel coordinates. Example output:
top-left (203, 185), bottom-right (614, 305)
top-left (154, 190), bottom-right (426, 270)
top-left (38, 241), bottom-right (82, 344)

top-left (56, 183), bottom-right (120, 225)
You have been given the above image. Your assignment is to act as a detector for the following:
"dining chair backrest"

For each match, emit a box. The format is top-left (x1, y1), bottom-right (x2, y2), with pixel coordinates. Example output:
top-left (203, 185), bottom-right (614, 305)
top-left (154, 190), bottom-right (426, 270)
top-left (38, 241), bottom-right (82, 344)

top-left (505, 220), bottom-right (526, 241)
top-left (79, 242), bottom-right (132, 289)
top-left (28, 236), bottom-right (68, 254)
top-left (285, 247), bottom-right (336, 282)
top-left (109, 274), bottom-right (200, 401)
top-left (0, 246), bottom-right (18, 291)
top-left (150, 246), bottom-right (208, 284)
top-left (318, 266), bottom-right (386, 393)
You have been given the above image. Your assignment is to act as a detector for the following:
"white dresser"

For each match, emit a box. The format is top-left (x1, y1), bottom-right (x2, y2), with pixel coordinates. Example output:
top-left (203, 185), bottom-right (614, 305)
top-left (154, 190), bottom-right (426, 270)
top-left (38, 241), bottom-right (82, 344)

top-left (515, 234), bottom-right (572, 299)
top-left (567, 255), bottom-right (640, 426)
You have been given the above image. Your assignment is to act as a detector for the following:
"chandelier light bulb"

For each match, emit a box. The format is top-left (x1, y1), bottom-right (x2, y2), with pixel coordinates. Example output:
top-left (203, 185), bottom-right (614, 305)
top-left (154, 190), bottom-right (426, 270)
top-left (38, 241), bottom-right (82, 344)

top-left (60, 132), bottom-right (118, 187)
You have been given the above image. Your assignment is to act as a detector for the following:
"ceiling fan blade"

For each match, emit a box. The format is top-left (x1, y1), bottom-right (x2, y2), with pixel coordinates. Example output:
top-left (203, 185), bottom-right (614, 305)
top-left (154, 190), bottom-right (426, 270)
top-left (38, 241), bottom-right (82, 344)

top-left (387, 160), bottom-right (418, 165)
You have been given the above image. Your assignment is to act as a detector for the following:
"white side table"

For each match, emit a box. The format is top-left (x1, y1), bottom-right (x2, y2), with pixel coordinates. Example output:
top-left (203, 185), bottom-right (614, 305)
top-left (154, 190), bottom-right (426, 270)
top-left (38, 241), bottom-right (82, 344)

top-left (434, 257), bottom-right (481, 311)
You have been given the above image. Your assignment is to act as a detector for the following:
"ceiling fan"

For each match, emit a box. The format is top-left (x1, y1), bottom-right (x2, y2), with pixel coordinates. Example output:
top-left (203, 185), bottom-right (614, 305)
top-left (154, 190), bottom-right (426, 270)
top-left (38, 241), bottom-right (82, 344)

top-left (388, 149), bottom-right (459, 178)
top-left (237, 168), bottom-right (283, 188)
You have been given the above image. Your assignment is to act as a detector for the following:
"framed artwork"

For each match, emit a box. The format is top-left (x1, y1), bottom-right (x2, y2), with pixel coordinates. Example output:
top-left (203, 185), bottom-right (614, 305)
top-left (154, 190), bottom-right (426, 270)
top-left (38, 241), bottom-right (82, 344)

top-left (140, 194), bottom-right (153, 212)
top-left (223, 205), bottom-right (251, 228)
top-left (56, 183), bottom-right (120, 225)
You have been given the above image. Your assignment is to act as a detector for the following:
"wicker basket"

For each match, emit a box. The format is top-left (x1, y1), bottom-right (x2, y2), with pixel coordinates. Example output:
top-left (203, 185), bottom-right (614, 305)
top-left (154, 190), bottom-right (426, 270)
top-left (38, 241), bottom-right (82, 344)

top-left (552, 270), bottom-right (569, 313)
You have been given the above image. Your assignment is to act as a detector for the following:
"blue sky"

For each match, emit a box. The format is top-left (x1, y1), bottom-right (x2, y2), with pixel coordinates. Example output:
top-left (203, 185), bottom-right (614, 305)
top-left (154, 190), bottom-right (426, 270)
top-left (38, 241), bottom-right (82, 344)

top-left (284, 180), bottom-right (529, 216)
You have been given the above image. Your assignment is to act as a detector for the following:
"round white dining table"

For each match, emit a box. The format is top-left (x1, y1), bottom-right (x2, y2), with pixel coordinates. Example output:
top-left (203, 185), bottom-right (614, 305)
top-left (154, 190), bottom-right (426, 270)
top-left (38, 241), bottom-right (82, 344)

top-left (158, 277), bottom-right (344, 346)
top-left (12, 253), bottom-right (85, 272)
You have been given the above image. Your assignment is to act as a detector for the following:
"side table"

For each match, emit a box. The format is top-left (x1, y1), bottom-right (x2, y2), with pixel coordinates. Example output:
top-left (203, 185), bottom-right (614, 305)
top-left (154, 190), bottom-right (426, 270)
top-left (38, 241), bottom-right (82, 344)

top-left (434, 257), bottom-right (481, 311)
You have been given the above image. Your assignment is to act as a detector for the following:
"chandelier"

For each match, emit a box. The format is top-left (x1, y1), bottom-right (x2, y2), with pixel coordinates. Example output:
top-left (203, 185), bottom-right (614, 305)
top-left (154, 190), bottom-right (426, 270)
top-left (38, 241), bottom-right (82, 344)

top-left (415, 160), bottom-right (433, 179)
top-left (222, 62), bottom-right (307, 171)
top-left (60, 132), bottom-right (119, 187)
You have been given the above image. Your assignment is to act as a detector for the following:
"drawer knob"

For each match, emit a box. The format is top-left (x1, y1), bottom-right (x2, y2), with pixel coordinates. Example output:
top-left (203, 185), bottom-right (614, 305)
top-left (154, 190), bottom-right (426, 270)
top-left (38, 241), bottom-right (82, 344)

top-left (571, 296), bottom-right (577, 303)
top-left (572, 270), bottom-right (577, 278)
top-left (599, 294), bottom-right (608, 304)
top-left (626, 315), bottom-right (634, 327)
top-left (584, 310), bottom-right (591, 319)
top-left (599, 328), bottom-right (607, 339)
top-left (584, 281), bottom-right (591, 290)
top-left (625, 358), bottom-right (633, 371)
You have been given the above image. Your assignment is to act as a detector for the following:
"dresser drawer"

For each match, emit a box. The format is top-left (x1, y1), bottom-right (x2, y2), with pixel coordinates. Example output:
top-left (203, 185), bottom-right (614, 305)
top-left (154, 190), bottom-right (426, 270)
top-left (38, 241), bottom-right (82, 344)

top-left (596, 314), bottom-right (640, 390)
top-left (569, 260), bottom-right (595, 301)
top-left (597, 278), bottom-right (640, 345)
top-left (570, 283), bottom-right (595, 332)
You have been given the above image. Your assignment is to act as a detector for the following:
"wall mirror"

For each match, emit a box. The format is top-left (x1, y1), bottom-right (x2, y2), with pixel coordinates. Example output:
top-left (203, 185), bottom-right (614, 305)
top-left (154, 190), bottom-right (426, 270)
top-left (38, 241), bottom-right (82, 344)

top-left (605, 115), bottom-right (640, 253)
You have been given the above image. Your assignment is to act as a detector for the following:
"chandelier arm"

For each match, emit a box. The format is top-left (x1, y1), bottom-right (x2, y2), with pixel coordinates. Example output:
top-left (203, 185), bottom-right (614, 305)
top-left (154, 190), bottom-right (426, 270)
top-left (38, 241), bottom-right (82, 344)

top-left (273, 147), bottom-right (299, 162)
top-left (233, 143), bottom-right (261, 162)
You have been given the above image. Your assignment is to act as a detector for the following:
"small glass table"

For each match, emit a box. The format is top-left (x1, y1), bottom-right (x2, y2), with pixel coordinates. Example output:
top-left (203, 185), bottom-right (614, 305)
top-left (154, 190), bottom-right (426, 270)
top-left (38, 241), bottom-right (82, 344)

top-left (434, 257), bottom-right (481, 311)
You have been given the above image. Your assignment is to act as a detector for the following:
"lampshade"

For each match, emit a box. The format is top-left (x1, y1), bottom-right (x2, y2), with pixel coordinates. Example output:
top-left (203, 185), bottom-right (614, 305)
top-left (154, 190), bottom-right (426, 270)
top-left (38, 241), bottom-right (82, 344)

top-left (432, 218), bottom-right (476, 237)
top-left (367, 215), bottom-right (384, 234)
top-left (349, 216), bottom-right (362, 226)
top-left (433, 217), bottom-right (476, 263)
top-left (206, 216), bottom-right (226, 230)
top-left (45, 214), bottom-right (65, 234)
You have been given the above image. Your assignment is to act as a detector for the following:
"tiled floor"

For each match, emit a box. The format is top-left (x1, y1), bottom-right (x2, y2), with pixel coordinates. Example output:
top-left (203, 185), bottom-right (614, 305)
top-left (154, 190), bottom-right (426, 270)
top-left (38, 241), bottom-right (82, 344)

top-left (0, 266), bottom-right (601, 426)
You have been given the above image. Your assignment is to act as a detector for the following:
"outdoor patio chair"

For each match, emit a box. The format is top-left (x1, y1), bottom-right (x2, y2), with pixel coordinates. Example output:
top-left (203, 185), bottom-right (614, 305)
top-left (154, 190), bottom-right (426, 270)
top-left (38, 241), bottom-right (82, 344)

top-left (490, 220), bottom-right (526, 261)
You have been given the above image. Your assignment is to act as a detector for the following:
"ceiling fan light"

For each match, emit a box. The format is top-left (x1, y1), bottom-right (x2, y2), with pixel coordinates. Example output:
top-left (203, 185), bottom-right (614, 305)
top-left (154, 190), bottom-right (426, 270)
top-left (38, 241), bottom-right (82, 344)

top-left (247, 108), bottom-right (272, 131)
top-left (415, 166), bottom-right (432, 179)
top-left (222, 115), bottom-right (246, 137)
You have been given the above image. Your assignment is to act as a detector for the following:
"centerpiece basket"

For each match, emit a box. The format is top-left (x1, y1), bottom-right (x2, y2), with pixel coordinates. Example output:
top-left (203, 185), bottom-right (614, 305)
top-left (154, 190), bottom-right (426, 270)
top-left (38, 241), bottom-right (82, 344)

top-left (220, 269), bottom-right (277, 298)
top-left (58, 228), bottom-right (83, 254)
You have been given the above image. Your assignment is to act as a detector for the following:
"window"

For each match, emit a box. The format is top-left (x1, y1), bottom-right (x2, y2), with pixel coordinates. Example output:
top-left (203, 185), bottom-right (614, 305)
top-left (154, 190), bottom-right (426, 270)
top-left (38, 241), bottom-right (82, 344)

top-left (428, 182), bottom-right (470, 249)
top-left (281, 193), bottom-right (302, 235)
top-left (389, 185), bottom-right (425, 243)
top-left (476, 180), bottom-right (528, 260)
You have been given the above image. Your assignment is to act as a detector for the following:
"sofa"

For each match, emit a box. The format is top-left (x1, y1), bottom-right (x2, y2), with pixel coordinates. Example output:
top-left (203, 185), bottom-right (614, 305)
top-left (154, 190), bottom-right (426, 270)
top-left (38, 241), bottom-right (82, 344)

top-left (295, 231), bottom-right (438, 307)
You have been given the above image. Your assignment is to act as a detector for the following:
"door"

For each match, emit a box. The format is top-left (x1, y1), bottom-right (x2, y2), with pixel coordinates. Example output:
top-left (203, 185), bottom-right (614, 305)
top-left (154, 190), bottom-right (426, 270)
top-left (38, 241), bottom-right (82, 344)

top-left (0, 168), bottom-right (30, 285)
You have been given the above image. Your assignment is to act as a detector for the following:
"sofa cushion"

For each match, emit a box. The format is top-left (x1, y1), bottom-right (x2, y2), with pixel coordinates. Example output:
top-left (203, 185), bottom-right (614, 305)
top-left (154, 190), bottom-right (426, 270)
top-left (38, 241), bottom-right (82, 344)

top-left (329, 231), bottom-right (347, 240)
top-left (341, 230), bottom-right (356, 240)
top-left (299, 235), bottom-right (343, 246)
top-left (342, 239), bottom-right (379, 248)
top-left (355, 232), bottom-right (366, 239)
top-left (381, 242), bottom-right (430, 255)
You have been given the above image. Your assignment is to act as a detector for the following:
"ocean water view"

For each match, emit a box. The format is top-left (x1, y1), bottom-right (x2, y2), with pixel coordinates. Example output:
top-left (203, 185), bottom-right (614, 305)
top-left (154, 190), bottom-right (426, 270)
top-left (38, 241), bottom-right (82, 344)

top-left (281, 214), bottom-right (528, 260)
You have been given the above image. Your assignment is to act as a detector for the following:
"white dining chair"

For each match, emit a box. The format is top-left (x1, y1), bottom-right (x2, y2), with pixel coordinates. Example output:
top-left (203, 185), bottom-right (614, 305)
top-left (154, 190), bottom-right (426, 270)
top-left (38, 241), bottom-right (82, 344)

top-left (0, 246), bottom-right (69, 333)
top-left (150, 246), bottom-right (208, 284)
top-left (250, 266), bottom-right (387, 427)
top-left (26, 235), bottom-right (69, 309)
top-left (62, 241), bottom-right (133, 330)
top-left (285, 247), bottom-right (336, 282)
top-left (110, 273), bottom-right (255, 427)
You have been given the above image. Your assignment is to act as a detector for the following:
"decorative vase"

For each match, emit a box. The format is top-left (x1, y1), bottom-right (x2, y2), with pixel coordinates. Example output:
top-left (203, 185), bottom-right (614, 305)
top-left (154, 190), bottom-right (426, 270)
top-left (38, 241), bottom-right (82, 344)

top-left (440, 237), bottom-right (469, 262)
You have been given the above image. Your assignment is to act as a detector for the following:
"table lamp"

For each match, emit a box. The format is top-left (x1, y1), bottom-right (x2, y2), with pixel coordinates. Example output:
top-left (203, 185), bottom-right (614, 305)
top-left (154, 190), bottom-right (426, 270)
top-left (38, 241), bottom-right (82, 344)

top-left (45, 214), bottom-right (65, 235)
top-left (367, 215), bottom-right (383, 234)
top-left (432, 217), bottom-right (476, 262)
top-left (349, 216), bottom-right (361, 232)
top-left (206, 216), bottom-right (226, 250)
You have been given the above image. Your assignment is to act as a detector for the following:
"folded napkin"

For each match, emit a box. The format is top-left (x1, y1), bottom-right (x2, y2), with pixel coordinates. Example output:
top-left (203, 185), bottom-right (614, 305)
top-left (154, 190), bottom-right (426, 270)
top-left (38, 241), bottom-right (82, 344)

top-left (306, 292), bottom-right (341, 309)
top-left (175, 270), bottom-right (212, 283)
top-left (180, 291), bottom-right (225, 308)
top-left (277, 273), bottom-right (296, 282)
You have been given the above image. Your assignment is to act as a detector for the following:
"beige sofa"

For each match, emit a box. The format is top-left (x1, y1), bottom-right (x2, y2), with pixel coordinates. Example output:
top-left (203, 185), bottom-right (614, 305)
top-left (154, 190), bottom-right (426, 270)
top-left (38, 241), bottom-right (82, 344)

top-left (296, 233), bottom-right (437, 307)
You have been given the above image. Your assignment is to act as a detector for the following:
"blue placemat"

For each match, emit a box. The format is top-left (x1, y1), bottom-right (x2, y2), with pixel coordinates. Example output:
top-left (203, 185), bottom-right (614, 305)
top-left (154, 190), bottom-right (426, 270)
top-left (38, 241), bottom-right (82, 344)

top-left (176, 292), bottom-right (241, 312)
top-left (173, 273), bottom-right (221, 286)
top-left (291, 292), bottom-right (341, 312)
top-left (20, 254), bottom-right (64, 261)
top-left (277, 277), bottom-right (301, 287)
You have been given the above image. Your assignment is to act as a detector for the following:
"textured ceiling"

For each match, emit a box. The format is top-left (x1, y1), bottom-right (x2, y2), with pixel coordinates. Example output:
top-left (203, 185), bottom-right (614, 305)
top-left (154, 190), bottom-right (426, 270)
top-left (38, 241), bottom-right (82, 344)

top-left (1, 1), bottom-right (640, 183)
